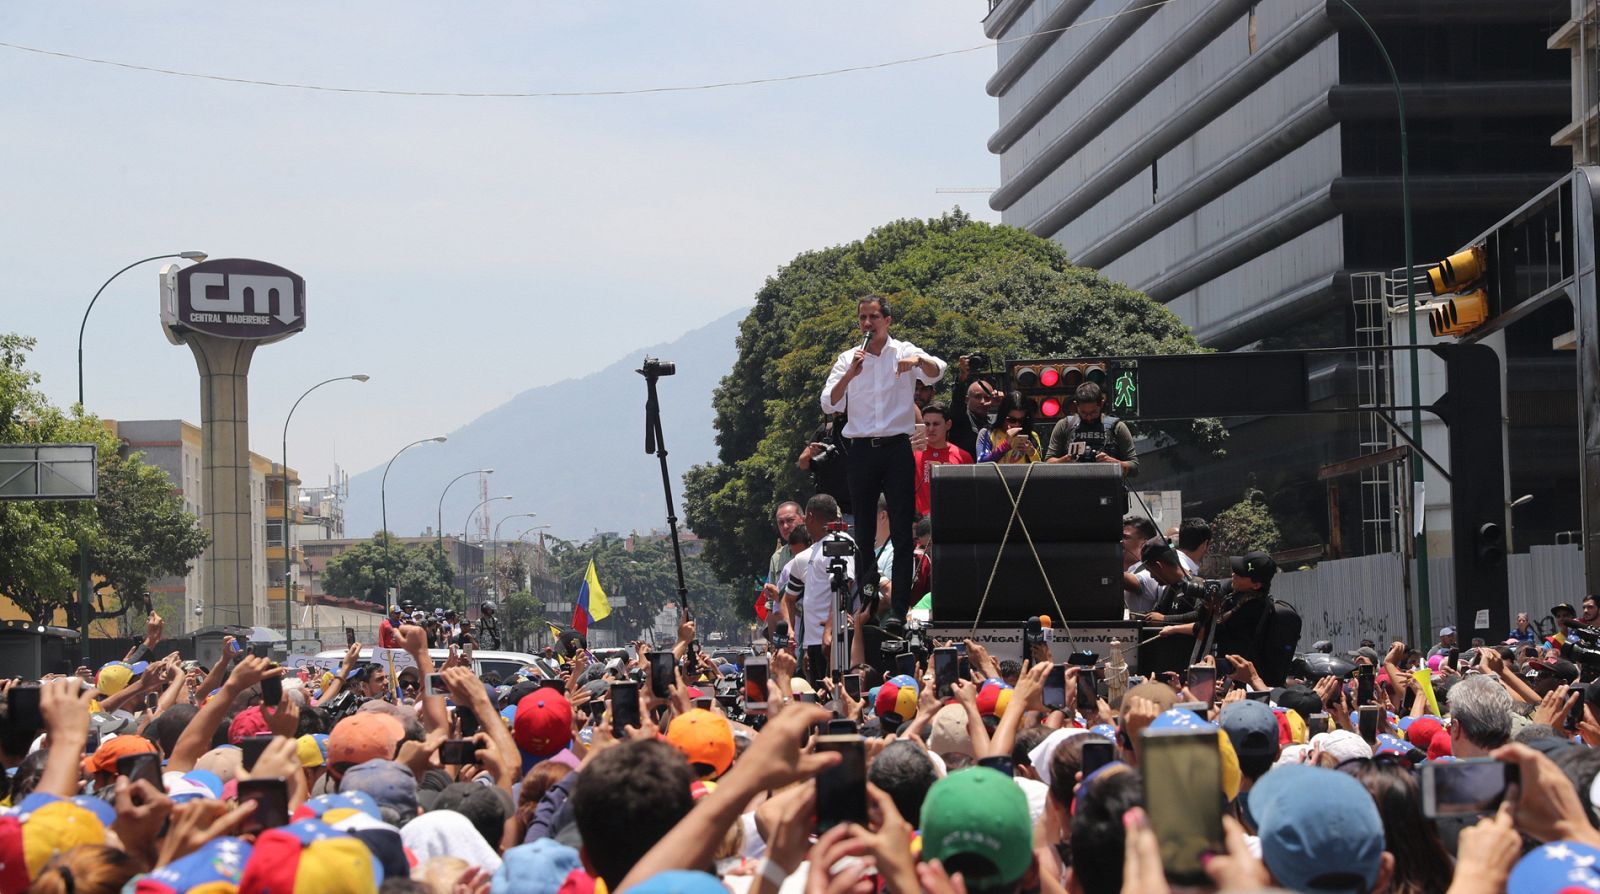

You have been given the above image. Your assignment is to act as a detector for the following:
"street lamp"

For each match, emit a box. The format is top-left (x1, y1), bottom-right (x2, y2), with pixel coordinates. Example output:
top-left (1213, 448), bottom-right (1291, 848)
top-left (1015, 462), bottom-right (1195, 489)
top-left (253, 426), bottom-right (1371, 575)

top-left (463, 495), bottom-right (512, 614)
top-left (280, 374), bottom-right (368, 655)
top-left (379, 436), bottom-right (448, 602)
top-left (491, 513), bottom-right (539, 602)
top-left (437, 469), bottom-right (493, 556)
top-left (77, 251), bottom-right (207, 407)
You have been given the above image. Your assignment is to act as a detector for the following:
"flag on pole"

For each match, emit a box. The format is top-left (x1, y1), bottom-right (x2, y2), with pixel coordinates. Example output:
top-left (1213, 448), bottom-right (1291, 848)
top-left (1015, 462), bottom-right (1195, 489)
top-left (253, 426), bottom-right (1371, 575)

top-left (548, 622), bottom-right (563, 641)
top-left (573, 560), bottom-right (612, 634)
top-left (753, 576), bottom-right (770, 622)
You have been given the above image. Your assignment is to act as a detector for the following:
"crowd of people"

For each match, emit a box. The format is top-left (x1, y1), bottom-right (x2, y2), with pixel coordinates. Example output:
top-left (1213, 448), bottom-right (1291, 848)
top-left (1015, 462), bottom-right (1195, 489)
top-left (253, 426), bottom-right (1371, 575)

top-left (7, 604), bottom-right (1600, 894)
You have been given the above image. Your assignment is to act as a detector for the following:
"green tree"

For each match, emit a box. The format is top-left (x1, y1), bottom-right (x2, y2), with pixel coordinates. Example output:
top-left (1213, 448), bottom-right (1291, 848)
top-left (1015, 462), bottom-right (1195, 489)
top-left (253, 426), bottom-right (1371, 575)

top-left (322, 533), bottom-right (462, 609)
top-left (683, 212), bottom-right (1217, 597)
top-left (543, 533), bottom-right (747, 641)
top-left (502, 588), bottom-right (545, 651)
top-left (1211, 488), bottom-right (1283, 560)
top-left (0, 333), bottom-right (208, 626)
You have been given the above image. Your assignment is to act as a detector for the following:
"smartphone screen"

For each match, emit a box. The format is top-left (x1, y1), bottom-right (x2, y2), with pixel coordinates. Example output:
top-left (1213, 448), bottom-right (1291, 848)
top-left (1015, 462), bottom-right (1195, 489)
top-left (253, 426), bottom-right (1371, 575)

top-left (1308, 713), bottom-right (1330, 737)
top-left (260, 674), bottom-right (282, 708)
top-left (84, 730), bottom-right (101, 754)
top-left (6, 687), bottom-right (42, 734)
top-left (1141, 731), bottom-right (1225, 885)
top-left (957, 656), bottom-right (971, 682)
top-left (933, 648), bottom-right (959, 700)
top-left (1358, 705), bottom-right (1379, 743)
top-left (647, 652), bottom-right (676, 700)
top-left (1355, 665), bottom-right (1375, 705)
top-left (438, 738), bottom-right (476, 766)
top-left (426, 674), bottom-right (447, 698)
top-left (1568, 684), bottom-right (1589, 730)
top-left (237, 778), bottom-right (290, 833)
top-left (345, 628), bottom-right (356, 646)
top-left (895, 653), bottom-right (917, 678)
top-left (250, 642), bottom-right (271, 659)
top-left (814, 735), bottom-right (868, 832)
top-left (117, 752), bottom-right (163, 789)
top-left (1077, 666), bottom-right (1099, 711)
top-left (1043, 665), bottom-right (1067, 710)
top-left (744, 657), bottom-right (769, 710)
top-left (827, 719), bottom-right (859, 735)
top-left (693, 696), bottom-right (714, 710)
top-left (843, 673), bottom-right (863, 700)
top-left (1080, 739), bottom-right (1117, 776)
top-left (1422, 758), bottom-right (1519, 818)
top-left (1244, 690), bottom-right (1271, 703)
top-left (977, 755), bottom-right (1015, 777)
top-left (457, 705), bottom-right (480, 738)
top-left (611, 682), bottom-right (642, 736)
top-left (1187, 665), bottom-right (1216, 704)
top-left (240, 735), bottom-right (274, 772)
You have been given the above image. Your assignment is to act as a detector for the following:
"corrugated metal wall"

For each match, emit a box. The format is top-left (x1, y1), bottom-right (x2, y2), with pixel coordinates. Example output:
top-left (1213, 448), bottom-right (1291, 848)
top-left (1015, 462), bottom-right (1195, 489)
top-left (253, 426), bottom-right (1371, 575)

top-left (1276, 545), bottom-right (1586, 651)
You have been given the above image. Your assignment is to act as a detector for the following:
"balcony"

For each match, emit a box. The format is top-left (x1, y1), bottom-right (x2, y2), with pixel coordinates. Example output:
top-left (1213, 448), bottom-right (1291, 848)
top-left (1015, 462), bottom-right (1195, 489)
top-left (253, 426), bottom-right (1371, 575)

top-left (266, 504), bottom-right (304, 522)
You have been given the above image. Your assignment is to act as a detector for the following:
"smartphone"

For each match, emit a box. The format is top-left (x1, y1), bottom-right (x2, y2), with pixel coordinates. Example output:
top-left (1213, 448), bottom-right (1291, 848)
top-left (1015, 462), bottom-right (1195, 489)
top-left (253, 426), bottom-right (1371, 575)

top-left (426, 673), bottom-right (447, 698)
top-left (957, 656), bottom-right (971, 682)
top-left (1307, 713), bottom-right (1330, 737)
top-left (237, 778), bottom-right (290, 833)
top-left (1141, 731), bottom-right (1225, 885)
top-left (260, 674), bottom-right (282, 708)
top-left (814, 735), bottom-right (868, 832)
top-left (1080, 739), bottom-right (1117, 776)
top-left (744, 657), bottom-right (769, 711)
top-left (1077, 666), bottom-right (1099, 711)
top-left (933, 648), bottom-right (959, 700)
top-left (842, 673), bottom-right (863, 700)
top-left (1421, 759), bottom-right (1519, 818)
top-left (84, 729), bottom-right (101, 754)
top-left (1355, 665), bottom-right (1375, 705)
top-left (438, 739), bottom-right (476, 766)
top-left (1244, 690), bottom-right (1271, 703)
top-left (1358, 705), bottom-right (1379, 743)
top-left (611, 682), bottom-right (642, 736)
top-left (229, 639), bottom-right (242, 654)
top-left (895, 653), bottom-right (917, 678)
top-left (537, 678), bottom-right (565, 692)
top-left (249, 642), bottom-right (271, 659)
top-left (827, 719), bottom-right (860, 735)
top-left (646, 652), bottom-right (676, 700)
top-left (1569, 684), bottom-right (1590, 731)
top-left (1043, 665), bottom-right (1067, 711)
top-left (240, 735), bottom-right (274, 772)
top-left (345, 628), bottom-right (356, 646)
top-left (1186, 665), bottom-right (1216, 705)
top-left (977, 755), bottom-right (1015, 777)
top-left (954, 642), bottom-right (969, 657)
top-left (797, 692), bottom-right (819, 704)
top-left (457, 705), bottom-right (480, 738)
top-left (6, 686), bottom-right (42, 734)
top-left (117, 752), bottom-right (163, 789)
top-left (693, 696), bottom-right (714, 710)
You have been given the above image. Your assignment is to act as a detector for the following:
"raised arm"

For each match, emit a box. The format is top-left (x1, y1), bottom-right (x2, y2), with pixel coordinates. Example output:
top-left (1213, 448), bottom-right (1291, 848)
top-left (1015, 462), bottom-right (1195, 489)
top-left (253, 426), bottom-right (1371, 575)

top-left (168, 656), bottom-right (282, 773)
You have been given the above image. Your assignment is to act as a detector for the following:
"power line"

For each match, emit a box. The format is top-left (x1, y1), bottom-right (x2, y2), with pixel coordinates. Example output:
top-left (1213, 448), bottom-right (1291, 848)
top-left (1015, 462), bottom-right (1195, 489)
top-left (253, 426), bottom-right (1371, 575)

top-left (0, 0), bottom-right (1186, 99)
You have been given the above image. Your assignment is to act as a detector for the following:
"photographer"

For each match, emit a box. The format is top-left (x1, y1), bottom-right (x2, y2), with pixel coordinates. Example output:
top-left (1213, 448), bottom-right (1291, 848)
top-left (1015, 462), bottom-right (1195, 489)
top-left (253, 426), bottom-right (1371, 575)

top-left (1159, 551), bottom-right (1287, 682)
top-left (796, 414), bottom-right (854, 524)
top-left (947, 354), bottom-right (999, 457)
top-left (1123, 539), bottom-right (1192, 619)
top-left (1043, 381), bottom-right (1138, 477)
top-left (781, 494), bottom-right (874, 683)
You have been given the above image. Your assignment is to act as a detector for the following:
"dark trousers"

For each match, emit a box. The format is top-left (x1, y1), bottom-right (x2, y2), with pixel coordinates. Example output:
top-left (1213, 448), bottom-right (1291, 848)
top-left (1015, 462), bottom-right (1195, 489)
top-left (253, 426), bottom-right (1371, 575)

top-left (847, 436), bottom-right (916, 616)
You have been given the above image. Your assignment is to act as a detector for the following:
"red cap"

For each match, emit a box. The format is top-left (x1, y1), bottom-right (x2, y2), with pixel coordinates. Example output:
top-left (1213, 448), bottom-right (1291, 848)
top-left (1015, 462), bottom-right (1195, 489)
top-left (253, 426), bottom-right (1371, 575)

top-left (229, 706), bottom-right (270, 746)
top-left (513, 691), bottom-right (573, 758)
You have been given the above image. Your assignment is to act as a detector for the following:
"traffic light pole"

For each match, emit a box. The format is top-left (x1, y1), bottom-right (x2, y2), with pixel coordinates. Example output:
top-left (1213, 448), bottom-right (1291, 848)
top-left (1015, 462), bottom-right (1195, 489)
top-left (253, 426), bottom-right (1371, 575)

top-left (1335, 0), bottom-right (1432, 645)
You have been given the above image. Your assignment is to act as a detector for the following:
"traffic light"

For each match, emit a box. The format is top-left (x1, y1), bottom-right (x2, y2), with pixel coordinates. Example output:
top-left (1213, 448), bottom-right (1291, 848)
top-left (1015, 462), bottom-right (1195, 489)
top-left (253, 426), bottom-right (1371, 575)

top-left (1476, 522), bottom-right (1505, 566)
top-left (1417, 245), bottom-right (1492, 339)
top-left (1010, 361), bottom-right (1108, 422)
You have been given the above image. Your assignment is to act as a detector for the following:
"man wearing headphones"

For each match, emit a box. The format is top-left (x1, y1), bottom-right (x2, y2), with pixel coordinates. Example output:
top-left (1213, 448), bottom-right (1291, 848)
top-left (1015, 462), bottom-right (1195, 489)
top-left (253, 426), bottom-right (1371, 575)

top-left (822, 294), bottom-right (945, 622)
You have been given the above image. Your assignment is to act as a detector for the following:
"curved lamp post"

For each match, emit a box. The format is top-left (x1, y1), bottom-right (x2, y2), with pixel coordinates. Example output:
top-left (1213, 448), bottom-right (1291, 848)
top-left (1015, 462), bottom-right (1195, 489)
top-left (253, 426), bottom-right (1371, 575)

top-left (280, 374), bottom-right (369, 654)
top-left (437, 469), bottom-right (493, 556)
top-left (77, 251), bottom-right (208, 407)
top-left (379, 436), bottom-right (447, 602)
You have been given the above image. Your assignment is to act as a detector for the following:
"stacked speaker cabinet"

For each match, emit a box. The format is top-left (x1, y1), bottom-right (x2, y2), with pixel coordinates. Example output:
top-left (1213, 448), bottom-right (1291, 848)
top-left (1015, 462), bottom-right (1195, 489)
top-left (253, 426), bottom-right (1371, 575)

top-left (928, 463), bottom-right (1125, 624)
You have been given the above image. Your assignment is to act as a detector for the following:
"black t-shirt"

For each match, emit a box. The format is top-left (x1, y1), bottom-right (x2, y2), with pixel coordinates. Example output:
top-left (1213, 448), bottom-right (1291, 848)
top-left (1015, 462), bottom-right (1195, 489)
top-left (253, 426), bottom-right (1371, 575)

top-left (808, 422), bottom-right (853, 514)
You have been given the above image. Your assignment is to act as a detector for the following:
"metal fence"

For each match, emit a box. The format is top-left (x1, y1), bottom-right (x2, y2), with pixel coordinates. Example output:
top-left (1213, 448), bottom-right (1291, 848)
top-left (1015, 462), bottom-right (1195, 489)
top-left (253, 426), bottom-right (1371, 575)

top-left (1275, 544), bottom-right (1586, 652)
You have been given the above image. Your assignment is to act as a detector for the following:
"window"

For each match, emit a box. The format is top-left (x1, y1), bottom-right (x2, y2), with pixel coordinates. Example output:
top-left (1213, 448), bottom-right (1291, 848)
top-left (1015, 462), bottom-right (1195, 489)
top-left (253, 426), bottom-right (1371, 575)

top-left (266, 520), bottom-right (284, 546)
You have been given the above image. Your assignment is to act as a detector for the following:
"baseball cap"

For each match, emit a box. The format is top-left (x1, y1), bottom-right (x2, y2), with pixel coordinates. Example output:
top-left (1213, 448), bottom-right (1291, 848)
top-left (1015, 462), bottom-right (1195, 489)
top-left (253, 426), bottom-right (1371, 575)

top-left (293, 792), bottom-right (383, 825)
top-left (326, 713), bottom-right (405, 771)
top-left (339, 760), bottom-right (419, 820)
top-left (1140, 539), bottom-right (1179, 567)
top-left (1346, 646), bottom-right (1380, 664)
top-left (1217, 700), bottom-right (1279, 760)
top-left (512, 691), bottom-right (573, 759)
top-left (238, 819), bottom-right (384, 894)
top-left (136, 836), bottom-right (252, 893)
top-left (1311, 730), bottom-right (1372, 764)
top-left (1230, 551), bottom-right (1277, 584)
top-left (388, 605), bottom-right (402, 615)
top-left (626, 871), bottom-right (726, 894)
top-left (920, 768), bottom-right (1034, 887)
top-left (1529, 658), bottom-right (1580, 683)
top-left (928, 704), bottom-right (974, 758)
top-left (875, 674), bottom-right (919, 719)
top-left (1508, 841), bottom-right (1600, 893)
top-left (297, 734), bottom-right (330, 769)
top-left (1440, 626), bottom-right (1456, 637)
top-left (494, 839), bottom-right (584, 894)
top-left (666, 709), bottom-right (736, 777)
top-left (976, 679), bottom-right (1013, 717)
top-left (81, 732), bottom-right (157, 775)
top-left (96, 662), bottom-right (134, 696)
top-left (1248, 764), bottom-right (1384, 893)
top-left (229, 706), bottom-right (270, 745)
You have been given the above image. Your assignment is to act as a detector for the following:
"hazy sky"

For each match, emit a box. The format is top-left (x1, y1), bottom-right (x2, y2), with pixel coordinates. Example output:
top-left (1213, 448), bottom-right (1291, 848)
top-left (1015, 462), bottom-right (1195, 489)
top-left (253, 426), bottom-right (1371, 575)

top-left (0, 3), bottom-right (1001, 489)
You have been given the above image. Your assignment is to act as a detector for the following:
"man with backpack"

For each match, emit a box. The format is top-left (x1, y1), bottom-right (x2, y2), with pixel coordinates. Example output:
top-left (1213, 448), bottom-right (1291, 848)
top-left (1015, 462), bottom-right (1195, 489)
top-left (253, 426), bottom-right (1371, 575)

top-left (1158, 550), bottom-right (1301, 685)
top-left (1043, 381), bottom-right (1139, 477)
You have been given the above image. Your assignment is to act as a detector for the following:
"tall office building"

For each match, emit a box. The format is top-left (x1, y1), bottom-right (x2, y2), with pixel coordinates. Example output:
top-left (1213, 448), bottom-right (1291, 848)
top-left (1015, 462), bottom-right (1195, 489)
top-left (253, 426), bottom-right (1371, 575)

top-left (985, 0), bottom-right (1572, 552)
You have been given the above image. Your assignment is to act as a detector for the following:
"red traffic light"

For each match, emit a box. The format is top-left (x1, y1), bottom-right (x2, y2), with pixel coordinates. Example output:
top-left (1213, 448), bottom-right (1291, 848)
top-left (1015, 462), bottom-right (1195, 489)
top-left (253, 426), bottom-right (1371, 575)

top-left (1040, 367), bottom-right (1060, 388)
top-left (1040, 398), bottom-right (1062, 418)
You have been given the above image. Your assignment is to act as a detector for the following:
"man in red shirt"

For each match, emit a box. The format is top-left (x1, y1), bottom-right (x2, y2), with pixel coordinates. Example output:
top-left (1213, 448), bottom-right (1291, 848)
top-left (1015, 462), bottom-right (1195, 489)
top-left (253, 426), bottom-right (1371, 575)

top-left (378, 605), bottom-right (403, 648)
top-left (914, 402), bottom-right (973, 516)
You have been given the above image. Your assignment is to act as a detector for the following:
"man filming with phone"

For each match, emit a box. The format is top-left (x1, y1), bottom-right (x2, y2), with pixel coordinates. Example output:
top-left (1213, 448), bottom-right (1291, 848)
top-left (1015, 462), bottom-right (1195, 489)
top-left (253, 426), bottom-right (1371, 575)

top-left (821, 294), bottom-right (944, 623)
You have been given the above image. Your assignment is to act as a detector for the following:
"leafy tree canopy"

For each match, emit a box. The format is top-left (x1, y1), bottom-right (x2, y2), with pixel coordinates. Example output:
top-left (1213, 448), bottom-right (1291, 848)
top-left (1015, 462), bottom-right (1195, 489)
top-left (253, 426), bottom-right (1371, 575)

top-left (544, 533), bottom-right (745, 640)
top-left (322, 534), bottom-right (462, 610)
top-left (684, 212), bottom-right (1214, 601)
top-left (1211, 488), bottom-right (1283, 560)
top-left (0, 333), bottom-right (208, 626)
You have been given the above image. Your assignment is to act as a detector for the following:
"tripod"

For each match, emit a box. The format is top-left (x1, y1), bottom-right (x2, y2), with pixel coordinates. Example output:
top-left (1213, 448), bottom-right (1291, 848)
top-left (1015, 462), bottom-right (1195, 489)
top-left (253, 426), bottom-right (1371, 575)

top-left (640, 357), bottom-right (697, 669)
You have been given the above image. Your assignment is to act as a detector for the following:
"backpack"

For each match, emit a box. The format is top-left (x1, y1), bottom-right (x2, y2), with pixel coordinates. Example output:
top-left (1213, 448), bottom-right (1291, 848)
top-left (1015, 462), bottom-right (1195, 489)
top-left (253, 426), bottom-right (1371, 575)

top-left (1251, 598), bottom-right (1303, 686)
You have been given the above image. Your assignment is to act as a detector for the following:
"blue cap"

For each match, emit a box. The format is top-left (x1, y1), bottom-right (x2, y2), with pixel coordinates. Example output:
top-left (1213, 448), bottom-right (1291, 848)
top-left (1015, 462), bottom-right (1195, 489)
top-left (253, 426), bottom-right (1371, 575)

top-left (340, 760), bottom-right (418, 818)
top-left (127, 661), bottom-right (150, 675)
top-left (140, 836), bottom-right (252, 892)
top-left (70, 794), bottom-right (118, 826)
top-left (1508, 841), bottom-right (1600, 894)
top-left (492, 839), bottom-right (583, 894)
top-left (1217, 700), bottom-right (1279, 760)
top-left (1249, 764), bottom-right (1384, 893)
top-left (625, 871), bottom-right (728, 894)
top-left (1149, 708), bottom-right (1217, 732)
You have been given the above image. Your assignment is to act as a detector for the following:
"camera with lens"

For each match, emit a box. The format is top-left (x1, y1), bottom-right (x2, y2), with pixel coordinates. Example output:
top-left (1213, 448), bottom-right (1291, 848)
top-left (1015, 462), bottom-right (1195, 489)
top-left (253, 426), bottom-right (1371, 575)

top-left (881, 618), bottom-right (930, 660)
top-left (810, 440), bottom-right (842, 467)
top-left (1172, 577), bottom-right (1227, 614)
top-left (325, 689), bottom-right (368, 722)
top-left (1561, 624), bottom-right (1600, 676)
top-left (966, 352), bottom-right (988, 371)
top-left (639, 356), bottom-right (676, 377)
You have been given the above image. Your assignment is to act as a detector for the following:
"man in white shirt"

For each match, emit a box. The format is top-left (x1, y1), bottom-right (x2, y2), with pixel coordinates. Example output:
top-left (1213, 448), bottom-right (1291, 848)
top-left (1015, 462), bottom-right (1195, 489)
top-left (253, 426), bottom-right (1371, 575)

top-left (821, 295), bottom-right (945, 622)
top-left (1176, 517), bottom-right (1212, 576)
top-left (782, 494), bottom-right (855, 682)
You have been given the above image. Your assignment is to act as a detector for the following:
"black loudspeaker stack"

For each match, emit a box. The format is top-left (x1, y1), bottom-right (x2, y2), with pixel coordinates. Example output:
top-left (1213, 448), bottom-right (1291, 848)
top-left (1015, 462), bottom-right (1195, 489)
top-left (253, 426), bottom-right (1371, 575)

top-left (928, 463), bottom-right (1125, 623)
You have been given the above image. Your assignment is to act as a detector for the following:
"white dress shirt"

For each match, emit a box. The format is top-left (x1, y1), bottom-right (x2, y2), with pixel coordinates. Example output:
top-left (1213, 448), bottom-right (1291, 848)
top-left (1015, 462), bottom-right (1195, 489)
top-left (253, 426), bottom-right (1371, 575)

top-left (782, 537), bottom-right (856, 647)
top-left (820, 335), bottom-right (945, 438)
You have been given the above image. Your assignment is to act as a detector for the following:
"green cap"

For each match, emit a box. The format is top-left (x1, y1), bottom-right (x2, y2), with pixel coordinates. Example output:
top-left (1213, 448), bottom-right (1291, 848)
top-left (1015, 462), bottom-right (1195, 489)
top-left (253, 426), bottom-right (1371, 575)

top-left (919, 768), bottom-right (1033, 886)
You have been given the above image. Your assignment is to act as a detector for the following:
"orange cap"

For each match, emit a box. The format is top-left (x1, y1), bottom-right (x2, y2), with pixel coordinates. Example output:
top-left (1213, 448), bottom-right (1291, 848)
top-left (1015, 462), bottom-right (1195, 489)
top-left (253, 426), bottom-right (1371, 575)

top-left (665, 708), bottom-right (735, 778)
top-left (81, 734), bottom-right (157, 776)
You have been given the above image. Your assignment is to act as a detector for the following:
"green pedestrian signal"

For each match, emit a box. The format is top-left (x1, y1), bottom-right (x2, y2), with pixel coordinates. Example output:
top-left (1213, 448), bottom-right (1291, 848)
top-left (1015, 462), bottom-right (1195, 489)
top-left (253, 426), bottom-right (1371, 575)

top-left (1112, 368), bottom-right (1137, 415)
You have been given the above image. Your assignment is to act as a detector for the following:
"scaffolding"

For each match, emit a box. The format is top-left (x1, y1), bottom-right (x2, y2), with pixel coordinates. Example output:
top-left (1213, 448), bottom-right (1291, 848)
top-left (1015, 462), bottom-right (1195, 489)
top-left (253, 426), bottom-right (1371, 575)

top-left (1351, 272), bottom-right (1398, 555)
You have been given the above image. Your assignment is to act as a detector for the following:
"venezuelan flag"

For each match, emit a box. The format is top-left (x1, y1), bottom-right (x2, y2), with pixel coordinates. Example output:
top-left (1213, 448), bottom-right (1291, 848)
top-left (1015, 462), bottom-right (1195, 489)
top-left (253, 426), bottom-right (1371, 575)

top-left (572, 559), bottom-right (612, 634)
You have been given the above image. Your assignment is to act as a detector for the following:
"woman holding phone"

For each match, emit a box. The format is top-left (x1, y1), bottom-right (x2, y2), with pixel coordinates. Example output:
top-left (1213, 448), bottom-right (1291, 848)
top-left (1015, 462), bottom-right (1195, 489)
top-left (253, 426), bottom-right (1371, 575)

top-left (976, 391), bottom-right (1041, 464)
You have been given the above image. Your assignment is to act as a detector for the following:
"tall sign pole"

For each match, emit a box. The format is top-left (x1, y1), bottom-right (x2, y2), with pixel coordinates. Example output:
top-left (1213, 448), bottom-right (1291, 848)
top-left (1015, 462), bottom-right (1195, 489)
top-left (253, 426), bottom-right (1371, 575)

top-left (162, 260), bottom-right (306, 632)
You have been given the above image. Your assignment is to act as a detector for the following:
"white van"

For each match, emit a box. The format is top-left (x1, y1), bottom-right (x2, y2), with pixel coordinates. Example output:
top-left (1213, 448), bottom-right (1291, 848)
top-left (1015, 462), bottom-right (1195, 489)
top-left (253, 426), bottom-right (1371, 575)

top-left (307, 647), bottom-right (545, 681)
